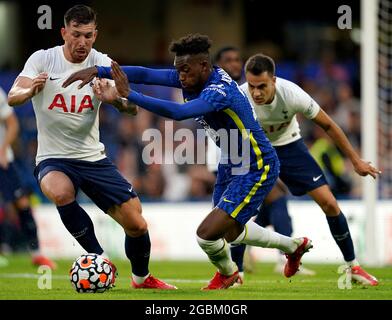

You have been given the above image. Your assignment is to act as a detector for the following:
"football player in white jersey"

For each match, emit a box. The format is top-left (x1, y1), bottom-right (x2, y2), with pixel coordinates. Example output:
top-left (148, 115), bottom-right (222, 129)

top-left (7, 5), bottom-right (175, 290)
top-left (238, 53), bottom-right (380, 286)
top-left (0, 86), bottom-right (55, 269)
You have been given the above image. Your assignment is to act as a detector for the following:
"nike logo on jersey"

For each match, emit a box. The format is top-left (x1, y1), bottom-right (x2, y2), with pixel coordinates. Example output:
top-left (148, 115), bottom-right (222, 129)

top-left (50, 77), bottom-right (60, 80)
top-left (313, 175), bottom-right (323, 182)
top-left (223, 198), bottom-right (235, 203)
top-left (128, 187), bottom-right (133, 193)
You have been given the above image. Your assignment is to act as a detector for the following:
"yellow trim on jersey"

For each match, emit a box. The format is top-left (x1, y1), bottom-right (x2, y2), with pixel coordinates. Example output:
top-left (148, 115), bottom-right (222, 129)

top-left (249, 132), bottom-right (263, 169)
top-left (230, 165), bottom-right (270, 218)
top-left (223, 108), bottom-right (263, 169)
top-left (223, 109), bottom-right (249, 139)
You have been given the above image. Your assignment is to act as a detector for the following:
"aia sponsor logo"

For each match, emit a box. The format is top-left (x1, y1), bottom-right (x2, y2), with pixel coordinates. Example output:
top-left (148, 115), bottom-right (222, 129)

top-left (48, 94), bottom-right (94, 113)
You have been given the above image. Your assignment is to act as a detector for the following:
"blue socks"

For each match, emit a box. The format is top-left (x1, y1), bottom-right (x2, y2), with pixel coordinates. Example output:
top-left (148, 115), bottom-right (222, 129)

top-left (125, 232), bottom-right (151, 277)
top-left (255, 196), bottom-right (292, 236)
top-left (56, 201), bottom-right (103, 254)
top-left (326, 212), bottom-right (355, 262)
top-left (230, 244), bottom-right (246, 272)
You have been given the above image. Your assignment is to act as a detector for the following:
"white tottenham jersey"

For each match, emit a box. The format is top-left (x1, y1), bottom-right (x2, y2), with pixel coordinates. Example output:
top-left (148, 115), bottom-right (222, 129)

top-left (0, 86), bottom-right (14, 162)
top-left (19, 46), bottom-right (111, 164)
top-left (240, 77), bottom-right (320, 146)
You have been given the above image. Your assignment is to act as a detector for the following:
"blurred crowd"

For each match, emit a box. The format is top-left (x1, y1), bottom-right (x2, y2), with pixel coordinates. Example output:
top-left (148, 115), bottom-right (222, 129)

top-left (0, 53), bottom-right (382, 206)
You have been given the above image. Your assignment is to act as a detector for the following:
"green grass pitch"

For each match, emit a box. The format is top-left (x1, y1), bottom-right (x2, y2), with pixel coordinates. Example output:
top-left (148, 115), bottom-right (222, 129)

top-left (0, 255), bottom-right (391, 300)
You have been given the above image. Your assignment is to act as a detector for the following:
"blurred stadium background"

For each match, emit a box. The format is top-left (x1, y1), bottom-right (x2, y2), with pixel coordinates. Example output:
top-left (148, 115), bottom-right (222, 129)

top-left (0, 0), bottom-right (391, 266)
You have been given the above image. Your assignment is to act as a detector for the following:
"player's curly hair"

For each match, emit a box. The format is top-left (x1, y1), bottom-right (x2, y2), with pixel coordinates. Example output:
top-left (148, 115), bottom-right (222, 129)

top-left (245, 54), bottom-right (275, 76)
top-left (64, 5), bottom-right (97, 26)
top-left (169, 34), bottom-right (212, 56)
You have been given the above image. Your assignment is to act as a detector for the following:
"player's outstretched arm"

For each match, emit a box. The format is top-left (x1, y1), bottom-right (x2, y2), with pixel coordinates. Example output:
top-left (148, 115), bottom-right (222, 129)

top-left (63, 63), bottom-right (181, 89)
top-left (312, 108), bottom-right (381, 179)
top-left (62, 67), bottom-right (98, 89)
top-left (98, 65), bottom-right (182, 88)
top-left (128, 91), bottom-right (213, 120)
top-left (8, 73), bottom-right (48, 106)
top-left (110, 60), bottom-right (213, 120)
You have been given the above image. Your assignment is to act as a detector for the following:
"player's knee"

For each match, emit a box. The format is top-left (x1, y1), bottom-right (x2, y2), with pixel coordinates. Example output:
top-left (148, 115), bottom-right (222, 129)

top-left (51, 191), bottom-right (75, 206)
top-left (319, 198), bottom-right (339, 216)
top-left (124, 221), bottom-right (148, 237)
top-left (196, 224), bottom-right (212, 240)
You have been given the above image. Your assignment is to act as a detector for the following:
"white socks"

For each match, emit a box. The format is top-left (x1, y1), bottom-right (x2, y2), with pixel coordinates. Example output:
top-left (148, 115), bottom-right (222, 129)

top-left (232, 220), bottom-right (298, 254)
top-left (346, 259), bottom-right (359, 267)
top-left (197, 236), bottom-right (238, 276)
top-left (196, 220), bottom-right (300, 275)
top-left (132, 273), bottom-right (149, 285)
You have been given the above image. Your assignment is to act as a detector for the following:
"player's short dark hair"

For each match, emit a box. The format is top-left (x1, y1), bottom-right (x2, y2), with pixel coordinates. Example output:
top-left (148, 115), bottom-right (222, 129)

top-left (64, 5), bottom-right (97, 26)
top-left (169, 34), bottom-right (212, 56)
top-left (245, 54), bottom-right (275, 76)
top-left (214, 46), bottom-right (239, 63)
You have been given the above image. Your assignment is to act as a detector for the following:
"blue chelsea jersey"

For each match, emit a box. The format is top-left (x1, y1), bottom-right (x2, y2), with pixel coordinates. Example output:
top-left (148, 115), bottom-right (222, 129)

top-left (182, 67), bottom-right (276, 170)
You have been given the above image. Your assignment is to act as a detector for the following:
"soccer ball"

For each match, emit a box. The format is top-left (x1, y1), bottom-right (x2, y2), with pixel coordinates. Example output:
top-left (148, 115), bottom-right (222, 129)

top-left (69, 253), bottom-right (115, 293)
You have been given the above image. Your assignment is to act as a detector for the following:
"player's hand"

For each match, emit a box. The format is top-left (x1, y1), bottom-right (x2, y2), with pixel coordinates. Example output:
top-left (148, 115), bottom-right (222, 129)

top-left (62, 66), bottom-right (98, 89)
top-left (353, 159), bottom-right (381, 179)
top-left (92, 79), bottom-right (118, 104)
top-left (110, 61), bottom-right (130, 97)
top-left (0, 147), bottom-right (9, 169)
top-left (29, 73), bottom-right (48, 98)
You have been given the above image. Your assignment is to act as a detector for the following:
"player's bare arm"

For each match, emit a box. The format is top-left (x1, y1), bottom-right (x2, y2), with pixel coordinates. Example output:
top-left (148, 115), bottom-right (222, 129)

top-left (0, 113), bottom-right (19, 169)
top-left (312, 108), bottom-right (381, 179)
top-left (62, 66), bottom-right (98, 89)
top-left (8, 73), bottom-right (48, 106)
top-left (111, 61), bottom-right (130, 97)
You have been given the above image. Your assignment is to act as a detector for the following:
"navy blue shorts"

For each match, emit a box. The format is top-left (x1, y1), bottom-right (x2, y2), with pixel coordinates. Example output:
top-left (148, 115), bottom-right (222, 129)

top-left (275, 139), bottom-right (328, 196)
top-left (0, 162), bottom-right (25, 202)
top-left (213, 157), bottom-right (279, 225)
top-left (34, 158), bottom-right (137, 213)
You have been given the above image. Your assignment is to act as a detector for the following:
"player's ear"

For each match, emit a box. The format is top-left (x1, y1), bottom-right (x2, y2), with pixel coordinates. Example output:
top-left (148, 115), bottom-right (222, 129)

top-left (61, 27), bottom-right (67, 41)
top-left (200, 60), bottom-right (209, 71)
top-left (92, 29), bottom-right (98, 42)
top-left (272, 76), bottom-right (277, 83)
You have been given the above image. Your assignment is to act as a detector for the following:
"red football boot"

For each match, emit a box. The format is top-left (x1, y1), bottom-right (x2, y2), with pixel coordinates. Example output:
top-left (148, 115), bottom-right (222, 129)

top-left (32, 255), bottom-right (57, 270)
top-left (284, 237), bottom-right (313, 278)
top-left (351, 266), bottom-right (378, 286)
top-left (202, 270), bottom-right (239, 290)
top-left (132, 274), bottom-right (177, 290)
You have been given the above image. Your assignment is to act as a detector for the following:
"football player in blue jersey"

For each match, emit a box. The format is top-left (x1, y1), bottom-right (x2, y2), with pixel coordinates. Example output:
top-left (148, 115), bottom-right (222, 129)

top-left (214, 46), bottom-right (315, 280)
top-left (64, 34), bottom-right (313, 290)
